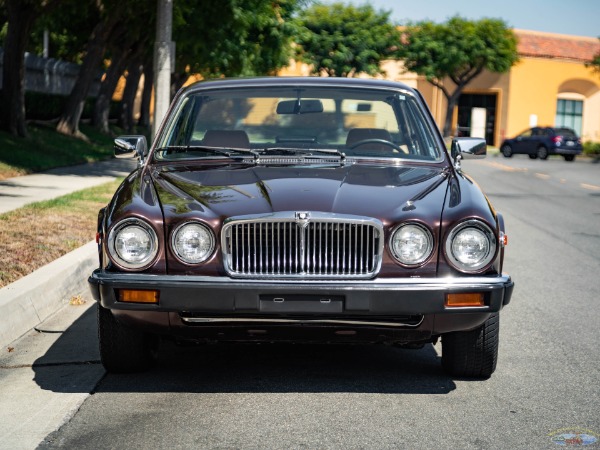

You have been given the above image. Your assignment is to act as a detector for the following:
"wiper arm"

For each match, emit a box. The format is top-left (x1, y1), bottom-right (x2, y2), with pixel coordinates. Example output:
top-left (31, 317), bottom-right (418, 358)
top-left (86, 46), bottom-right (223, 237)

top-left (156, 145), bottom-right (260, 160)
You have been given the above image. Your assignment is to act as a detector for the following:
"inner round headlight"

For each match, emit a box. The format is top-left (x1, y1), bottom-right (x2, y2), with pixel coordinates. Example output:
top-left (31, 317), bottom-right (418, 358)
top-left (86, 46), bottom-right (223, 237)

top-left (108, 219), bottom-right (158, 269)
top-left (390, 223), bottom-right (434, 266)
top-left (172, 222), bottom-right (215, 264)
top-left (445, 221), bottom-right (496, 272)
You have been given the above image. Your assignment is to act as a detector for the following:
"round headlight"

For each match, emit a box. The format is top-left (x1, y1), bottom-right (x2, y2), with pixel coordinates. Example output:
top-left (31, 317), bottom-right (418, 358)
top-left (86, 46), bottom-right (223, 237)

top-left (108, 219), bottom-right (158, 270)
top-left (172, 222), bottom-right (215, 264)
top-left (390, 223), bottom-right (434, 266)
top-left (445, 221), bottom-right (496, 272)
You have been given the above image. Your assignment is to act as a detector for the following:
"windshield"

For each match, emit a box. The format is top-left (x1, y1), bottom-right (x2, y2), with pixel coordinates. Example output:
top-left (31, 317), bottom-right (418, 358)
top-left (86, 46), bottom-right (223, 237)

top-left (155, 86), bottom-right (443, 162)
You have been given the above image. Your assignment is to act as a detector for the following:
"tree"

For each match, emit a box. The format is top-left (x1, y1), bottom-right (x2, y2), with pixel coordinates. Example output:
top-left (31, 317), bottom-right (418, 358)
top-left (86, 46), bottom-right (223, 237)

top-left (293, 2), bottom-right (401, 77)
top-left (0, 0), bottom-right (60, 137)
top-left (56, 0), bottom-right (152, 138)
top-left (399, 16), bottom-right (519, 137)
top-left (173, 0), bottom-right (305, 83)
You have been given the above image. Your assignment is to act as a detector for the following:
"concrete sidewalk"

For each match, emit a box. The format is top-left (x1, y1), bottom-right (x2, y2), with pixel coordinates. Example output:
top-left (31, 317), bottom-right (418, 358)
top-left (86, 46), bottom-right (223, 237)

top-left (0, 158), bottom-right (137, 215)
top-left (0, 158), bottom-right (137, 348)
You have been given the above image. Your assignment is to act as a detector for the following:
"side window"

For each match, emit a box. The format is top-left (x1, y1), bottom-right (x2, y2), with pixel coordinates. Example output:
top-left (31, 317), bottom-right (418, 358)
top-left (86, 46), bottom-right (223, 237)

top-left (519, 129), bottom-right (532, 138)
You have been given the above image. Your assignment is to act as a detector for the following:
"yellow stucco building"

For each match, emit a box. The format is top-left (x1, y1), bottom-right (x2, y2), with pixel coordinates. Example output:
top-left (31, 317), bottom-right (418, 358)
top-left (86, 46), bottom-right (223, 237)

top-left (386, 30), bottom-right (600, 146)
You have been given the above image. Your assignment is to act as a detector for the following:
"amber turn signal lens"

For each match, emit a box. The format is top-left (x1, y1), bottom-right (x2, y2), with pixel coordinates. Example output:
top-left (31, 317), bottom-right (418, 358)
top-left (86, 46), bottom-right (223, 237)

top-left (445, 293), bottom-right (484, 307)
top-left (118, 289), bottom-right (159, 304)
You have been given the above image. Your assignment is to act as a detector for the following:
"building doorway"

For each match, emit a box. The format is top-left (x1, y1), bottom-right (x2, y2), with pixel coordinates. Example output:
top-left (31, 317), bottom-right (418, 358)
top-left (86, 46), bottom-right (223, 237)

top-left (456, 94), bottom-right (498, 146)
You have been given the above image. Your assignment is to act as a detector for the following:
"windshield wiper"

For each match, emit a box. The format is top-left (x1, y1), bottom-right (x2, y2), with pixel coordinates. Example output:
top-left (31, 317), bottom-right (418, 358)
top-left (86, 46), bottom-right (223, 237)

top-left (262, 147), bottom-right (347, 162)
top-left (156, 145), bottom-right (260, 160)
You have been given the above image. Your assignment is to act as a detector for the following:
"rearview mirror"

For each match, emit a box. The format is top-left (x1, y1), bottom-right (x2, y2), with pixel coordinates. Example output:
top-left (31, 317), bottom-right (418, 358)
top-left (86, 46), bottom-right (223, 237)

top-left (276, 99), bottom-right (324, 114)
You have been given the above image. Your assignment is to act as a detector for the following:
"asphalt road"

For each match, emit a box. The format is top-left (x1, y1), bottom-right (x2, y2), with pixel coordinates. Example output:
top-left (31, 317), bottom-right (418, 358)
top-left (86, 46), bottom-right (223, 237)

top-left (21, 154), bottom-right (600, 449)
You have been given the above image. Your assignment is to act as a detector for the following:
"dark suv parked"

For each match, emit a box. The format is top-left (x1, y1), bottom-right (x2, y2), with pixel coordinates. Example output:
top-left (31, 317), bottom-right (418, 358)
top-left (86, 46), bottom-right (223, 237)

top-left (500, 127), bottom-right (582, 161)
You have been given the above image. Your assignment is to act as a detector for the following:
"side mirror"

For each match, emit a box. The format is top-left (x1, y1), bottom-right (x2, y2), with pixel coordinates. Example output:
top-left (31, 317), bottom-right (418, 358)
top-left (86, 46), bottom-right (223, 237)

top-left (450, 137), bottom-right (486, 171)
top-left (114, 136), bottom-right (148, 160)
top-left (451, 137), bottom-right (486, 160)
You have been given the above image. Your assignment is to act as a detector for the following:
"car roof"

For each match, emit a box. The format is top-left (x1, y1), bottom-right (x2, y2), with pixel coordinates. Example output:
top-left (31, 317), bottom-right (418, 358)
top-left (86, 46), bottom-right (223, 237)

top-left (180, 76), bottom-right (419, 96)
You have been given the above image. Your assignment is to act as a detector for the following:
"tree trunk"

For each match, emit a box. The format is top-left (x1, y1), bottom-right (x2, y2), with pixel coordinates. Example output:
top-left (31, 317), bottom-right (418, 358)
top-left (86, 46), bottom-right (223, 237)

top-left (442, 89), bottom-right (464, 138)
top-left (92, 48), bottom-right (130, 134)
top-left (119, 57), bottom-right (143, 132)
top-left (138, 62), bottom-right (153, 130)
top-left (0, 0), bottom-right (38, 137)
top-left (56, 18), bottom-right (116, 138)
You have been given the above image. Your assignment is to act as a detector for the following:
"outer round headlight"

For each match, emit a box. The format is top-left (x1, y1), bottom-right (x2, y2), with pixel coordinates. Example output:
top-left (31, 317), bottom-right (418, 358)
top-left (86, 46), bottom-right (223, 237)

top-left (171, 222), bottom-right (215, 264)
top-left (390, 223), bottom-right (434, 266)
top-left (108, 219), bottom-right (158, 270)
top-left (445, 221), bottom-right (497, 272)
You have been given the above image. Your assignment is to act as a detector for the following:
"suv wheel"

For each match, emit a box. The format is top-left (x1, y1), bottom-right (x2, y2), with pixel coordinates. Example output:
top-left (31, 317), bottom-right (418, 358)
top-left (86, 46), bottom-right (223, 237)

top-left (441, 313), bottom-right (499, 378)
top-left (528, 154), bottom-right (538, 159)
top-left (564, 155), bottom-right (575, 162)
top-left (501, 145), bottom-right (513, 158)
top-left (97, 304), bottom-right (159, 373)
top-left (537, 146), bottom-right (549, 160)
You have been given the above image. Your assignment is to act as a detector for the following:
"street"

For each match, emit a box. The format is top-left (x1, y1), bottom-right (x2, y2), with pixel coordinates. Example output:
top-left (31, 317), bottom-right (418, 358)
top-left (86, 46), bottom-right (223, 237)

top-left (6, 154), bottom-right (600, 449)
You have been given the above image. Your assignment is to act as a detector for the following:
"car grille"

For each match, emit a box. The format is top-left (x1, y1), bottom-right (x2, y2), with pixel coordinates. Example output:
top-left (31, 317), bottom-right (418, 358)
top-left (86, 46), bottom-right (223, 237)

top-left (221, 213), bottom-right (383, 278)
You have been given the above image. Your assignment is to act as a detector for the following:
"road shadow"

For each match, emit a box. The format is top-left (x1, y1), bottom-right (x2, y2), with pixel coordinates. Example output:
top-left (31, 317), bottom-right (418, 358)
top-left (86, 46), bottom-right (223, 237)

top-left (33, 306), bottom-right (457, 395)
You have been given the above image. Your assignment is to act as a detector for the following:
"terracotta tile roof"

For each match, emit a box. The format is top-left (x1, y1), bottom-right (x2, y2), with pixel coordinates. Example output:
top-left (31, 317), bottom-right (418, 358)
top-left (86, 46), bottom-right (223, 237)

top-left (515, 30), bottom-right (600, 62)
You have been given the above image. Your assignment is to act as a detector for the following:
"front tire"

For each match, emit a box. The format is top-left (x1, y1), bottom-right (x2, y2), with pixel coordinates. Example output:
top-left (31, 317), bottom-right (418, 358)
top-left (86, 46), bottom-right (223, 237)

top-left (441, 313), bottom-right (499, 378)
top-left (97, 304), bottom-right (158, 373)
top-left (501, 145), bottom-right (513, 158)
top-left (537, 146), bottom-right (549, 160)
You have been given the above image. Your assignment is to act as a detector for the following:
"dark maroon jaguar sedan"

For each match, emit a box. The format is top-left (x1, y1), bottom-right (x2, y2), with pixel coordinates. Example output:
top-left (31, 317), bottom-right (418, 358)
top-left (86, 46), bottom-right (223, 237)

top-left (89, 77), bottom-right (514, 378)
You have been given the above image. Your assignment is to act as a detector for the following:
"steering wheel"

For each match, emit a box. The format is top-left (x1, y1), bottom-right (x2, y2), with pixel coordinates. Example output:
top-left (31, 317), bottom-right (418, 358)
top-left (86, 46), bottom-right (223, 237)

top-left (348, 138), bottom-right (402, 152)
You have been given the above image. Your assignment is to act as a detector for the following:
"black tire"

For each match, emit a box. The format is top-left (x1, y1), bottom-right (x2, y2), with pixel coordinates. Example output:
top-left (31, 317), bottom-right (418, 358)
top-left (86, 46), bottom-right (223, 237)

top-left (537, 146), bottom-right (549, 160)
top-left (97, 304), bottom-right (158, 373)
top-left (564, 155), bottom-right (575, 162)
top-left (441, 313), bottom-right (499, 378)
top-left (528, 153), bottom-right (538, 159)
top-left (501, 145), bottom-right (513, 158)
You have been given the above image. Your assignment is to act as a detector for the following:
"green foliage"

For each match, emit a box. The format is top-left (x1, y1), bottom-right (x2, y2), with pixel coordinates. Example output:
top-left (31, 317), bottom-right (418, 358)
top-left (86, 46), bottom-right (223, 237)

top-left (400, 16), bottom-right (519, 91)
top-left (583, 141), bottom-right (600, 156)
top-left (399, 16), bottom-right (518, 135)
top-left (27, 1), bottom-right (99, 63)
top-left (586, 38), bottom-right (600, 76)
top-left (174, 0), bottom-right (304, 78)
top-left (293, 2), bottom-right (400, 77)
top-left (0, 123), bottom-right (114, 177)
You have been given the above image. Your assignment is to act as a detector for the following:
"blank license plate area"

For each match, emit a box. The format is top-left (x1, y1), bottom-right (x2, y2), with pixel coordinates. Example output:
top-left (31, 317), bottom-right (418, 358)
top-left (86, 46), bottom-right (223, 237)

top-left (259, 294), bottom-right (344, 313)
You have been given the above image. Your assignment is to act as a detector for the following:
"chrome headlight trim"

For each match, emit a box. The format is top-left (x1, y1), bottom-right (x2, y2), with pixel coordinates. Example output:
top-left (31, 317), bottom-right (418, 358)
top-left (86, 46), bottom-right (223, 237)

top-left (389, 222), bottom-right (434, 267)
top-left (107, 218), bottom-right (159, 270)
top-left (171, 221), bottom-right (215, 265)
top-left (445, 220), bottom-right (497, 273)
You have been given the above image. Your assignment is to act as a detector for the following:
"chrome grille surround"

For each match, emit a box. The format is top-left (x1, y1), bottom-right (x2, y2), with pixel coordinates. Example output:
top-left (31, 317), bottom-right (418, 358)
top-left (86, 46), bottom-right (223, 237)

top-left (221, 212), bottom-right (384, 279)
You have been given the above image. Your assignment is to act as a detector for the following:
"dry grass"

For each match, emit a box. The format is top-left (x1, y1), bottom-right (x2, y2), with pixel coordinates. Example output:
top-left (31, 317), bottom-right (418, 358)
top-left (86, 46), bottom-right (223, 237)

top-left (0, 179), bottom-right (123, 288)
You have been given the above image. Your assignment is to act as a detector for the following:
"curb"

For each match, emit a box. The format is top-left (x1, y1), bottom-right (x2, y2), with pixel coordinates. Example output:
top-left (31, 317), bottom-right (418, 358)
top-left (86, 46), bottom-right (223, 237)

top-left (0, 241), bottom-right (97, 348)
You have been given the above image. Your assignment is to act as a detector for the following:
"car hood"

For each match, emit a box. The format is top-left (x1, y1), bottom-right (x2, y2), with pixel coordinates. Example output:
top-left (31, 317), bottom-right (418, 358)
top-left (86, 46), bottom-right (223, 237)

top-left (151, 162), bottom-right (450, 222)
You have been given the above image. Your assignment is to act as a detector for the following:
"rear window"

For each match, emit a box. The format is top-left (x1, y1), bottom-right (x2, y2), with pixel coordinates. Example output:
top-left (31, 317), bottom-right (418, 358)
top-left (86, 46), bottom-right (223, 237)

top-left (555, 128), bottom-right (577, 138)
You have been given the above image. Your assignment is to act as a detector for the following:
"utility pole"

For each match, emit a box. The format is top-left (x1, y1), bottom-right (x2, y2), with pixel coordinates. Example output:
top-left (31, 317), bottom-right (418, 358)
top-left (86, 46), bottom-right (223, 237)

top-left (152, 0), bottom-right (174, 138)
